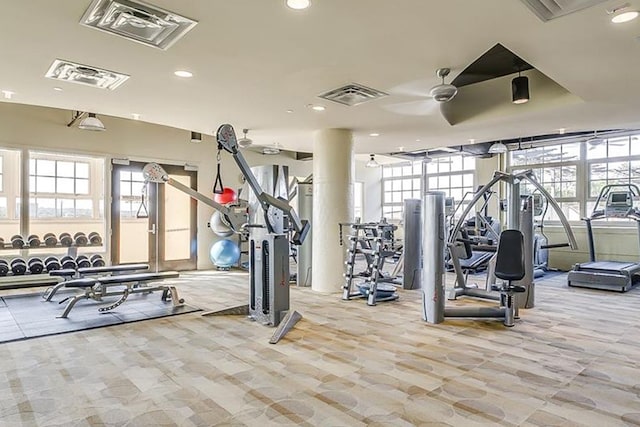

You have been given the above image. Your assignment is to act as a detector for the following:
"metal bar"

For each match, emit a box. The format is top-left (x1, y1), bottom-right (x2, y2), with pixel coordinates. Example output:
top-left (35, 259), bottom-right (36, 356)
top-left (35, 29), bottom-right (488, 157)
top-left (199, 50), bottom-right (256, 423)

top-left (165, 177), bottom-right (232, 215)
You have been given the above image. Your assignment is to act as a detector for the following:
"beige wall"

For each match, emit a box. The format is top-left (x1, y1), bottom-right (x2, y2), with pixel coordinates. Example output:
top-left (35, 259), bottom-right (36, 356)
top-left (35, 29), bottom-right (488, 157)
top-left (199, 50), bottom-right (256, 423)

top-left (0, 102), bottom-right (314, 268)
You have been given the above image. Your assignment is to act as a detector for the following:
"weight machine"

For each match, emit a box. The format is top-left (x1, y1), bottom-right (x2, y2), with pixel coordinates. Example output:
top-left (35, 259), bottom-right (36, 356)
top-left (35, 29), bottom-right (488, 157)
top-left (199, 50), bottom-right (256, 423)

top-left (143, 124), bottom-right (310, 343)
top-left (447, 170), bottom-right (578, 307)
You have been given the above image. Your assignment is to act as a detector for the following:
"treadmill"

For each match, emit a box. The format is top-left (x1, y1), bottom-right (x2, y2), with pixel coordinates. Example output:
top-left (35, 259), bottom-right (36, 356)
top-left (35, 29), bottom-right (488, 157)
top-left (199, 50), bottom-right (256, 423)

top-left (567, 184), bottom-right (640, 292)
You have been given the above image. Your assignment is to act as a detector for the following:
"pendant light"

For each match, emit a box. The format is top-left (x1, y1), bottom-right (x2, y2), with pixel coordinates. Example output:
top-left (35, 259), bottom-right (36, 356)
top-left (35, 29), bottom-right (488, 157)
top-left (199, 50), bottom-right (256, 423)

top-left (512, 71), bottom-right (530, 104)
top-left (366, 154), bottom-right (380, 168)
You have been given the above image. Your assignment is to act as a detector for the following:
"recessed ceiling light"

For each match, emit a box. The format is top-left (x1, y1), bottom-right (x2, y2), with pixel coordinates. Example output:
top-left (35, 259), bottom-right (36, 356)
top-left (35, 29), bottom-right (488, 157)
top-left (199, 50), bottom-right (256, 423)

top-left (53, 87), bottom-right (63, 92)
top-left (558, 128), bottom-right (566, 134)
top-left (131, 113), bottom-right (141, 120)
top-left (286, 109), bottom-right (294, 113)
top-left (286, 0), bottom-right (311, 10)
top-left (468, 138), bottom-right (476, 143)
top-left (1, 90), bottom-right (14, 99)
top-left (612, 10), bottom-right (639, 23)
top-left (398, 146), bottom-right (405, 151)
top-left (369, 133), bottom-right (380, 137)
top-left (308, 104), bottom-right (325, 111)
top-left (416, 139), bottom-right (421, 142)
top-left (174, 70), bottom-right (193, 78)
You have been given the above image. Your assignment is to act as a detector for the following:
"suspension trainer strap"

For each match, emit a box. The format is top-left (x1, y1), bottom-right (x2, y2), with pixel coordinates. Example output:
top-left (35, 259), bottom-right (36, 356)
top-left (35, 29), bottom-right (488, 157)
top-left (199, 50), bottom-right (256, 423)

top-left (213, 145), bottom-right (224, 194)
top-left (136, 182), bottom-right (149, 218)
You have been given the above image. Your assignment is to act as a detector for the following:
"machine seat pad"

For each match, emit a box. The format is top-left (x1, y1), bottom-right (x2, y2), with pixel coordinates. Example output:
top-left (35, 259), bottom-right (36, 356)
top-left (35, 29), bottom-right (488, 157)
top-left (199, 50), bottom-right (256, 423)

top-left (494, 230), bottom-right (525, 281)
top-left (77, 263), bottom-right (150, 275)
top-left (64, 278), bottom-right (100, 288)
top-left (93, 271), bottom-right (179, 285)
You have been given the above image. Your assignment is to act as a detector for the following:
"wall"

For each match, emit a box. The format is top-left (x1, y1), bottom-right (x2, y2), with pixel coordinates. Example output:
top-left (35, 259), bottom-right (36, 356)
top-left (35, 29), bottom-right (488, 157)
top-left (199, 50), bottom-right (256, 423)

top-left (0, 102), bottom-right (312, 269)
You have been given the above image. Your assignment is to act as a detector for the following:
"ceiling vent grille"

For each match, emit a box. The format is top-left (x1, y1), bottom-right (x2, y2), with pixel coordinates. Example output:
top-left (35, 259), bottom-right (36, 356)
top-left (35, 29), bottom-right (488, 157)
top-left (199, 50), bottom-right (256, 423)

top-left (45, 59), bottom-right (130, 90)
top-left (519, 0), bottom-right (609, 21)
top-left (80, 0), bottom-right (197, 50)
top-left (318, 83), bottom-right (388, 106)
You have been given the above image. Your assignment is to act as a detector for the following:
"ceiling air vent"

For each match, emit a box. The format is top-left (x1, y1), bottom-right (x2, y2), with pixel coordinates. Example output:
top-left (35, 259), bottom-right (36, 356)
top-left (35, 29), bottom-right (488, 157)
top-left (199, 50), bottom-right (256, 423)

top-left (519, 0), bottom-right (609, 21)
top-left (45, 59), bottom-right (130, 90)
top-left (80, 0), bottom-right (197, 50)
top-left (318, 83), bottom-right (388, 106)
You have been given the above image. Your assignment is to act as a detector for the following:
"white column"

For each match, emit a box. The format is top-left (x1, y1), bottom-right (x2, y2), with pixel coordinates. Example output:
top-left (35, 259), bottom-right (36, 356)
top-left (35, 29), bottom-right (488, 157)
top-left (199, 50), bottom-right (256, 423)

top-left (312, 129), bottom-right (354, 293)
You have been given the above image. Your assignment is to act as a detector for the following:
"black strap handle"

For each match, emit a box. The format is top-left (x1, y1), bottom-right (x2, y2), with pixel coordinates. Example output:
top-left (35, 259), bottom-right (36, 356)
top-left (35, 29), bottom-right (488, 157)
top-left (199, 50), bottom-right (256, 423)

top-left (213, 145), bottom-right (224, 194)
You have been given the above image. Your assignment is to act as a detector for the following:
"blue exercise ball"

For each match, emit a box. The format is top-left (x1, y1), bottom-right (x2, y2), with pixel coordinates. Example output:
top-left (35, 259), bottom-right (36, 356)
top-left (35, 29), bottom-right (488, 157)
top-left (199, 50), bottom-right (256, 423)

top-left (209, 239), bottom-right (240, 268)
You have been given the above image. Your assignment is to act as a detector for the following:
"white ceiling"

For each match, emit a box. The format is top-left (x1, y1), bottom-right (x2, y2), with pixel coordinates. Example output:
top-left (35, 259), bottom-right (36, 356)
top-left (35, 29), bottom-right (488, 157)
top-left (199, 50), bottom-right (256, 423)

top-left (1, 0), bottom-right (640, 155)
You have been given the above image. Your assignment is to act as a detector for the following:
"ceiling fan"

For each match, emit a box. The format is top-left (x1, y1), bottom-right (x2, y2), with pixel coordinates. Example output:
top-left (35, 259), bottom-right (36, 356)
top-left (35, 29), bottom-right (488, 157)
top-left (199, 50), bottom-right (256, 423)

top-left (383, 68), bottom-right (459, 116)
top-left (586, 131), bottom-right (626, 150)
top-left (236, 129), bottom-right (283, 155)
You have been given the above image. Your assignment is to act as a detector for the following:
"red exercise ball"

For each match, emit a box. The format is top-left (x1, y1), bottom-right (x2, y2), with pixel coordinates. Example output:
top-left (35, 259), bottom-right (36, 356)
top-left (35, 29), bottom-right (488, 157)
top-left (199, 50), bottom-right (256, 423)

top-left (214, 187), bottom-right (237, 204)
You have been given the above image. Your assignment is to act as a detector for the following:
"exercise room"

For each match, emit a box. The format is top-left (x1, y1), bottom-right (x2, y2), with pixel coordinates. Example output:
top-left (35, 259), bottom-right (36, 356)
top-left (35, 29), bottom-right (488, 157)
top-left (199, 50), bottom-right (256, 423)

top-left (1, 1), bottom-right (639, 426)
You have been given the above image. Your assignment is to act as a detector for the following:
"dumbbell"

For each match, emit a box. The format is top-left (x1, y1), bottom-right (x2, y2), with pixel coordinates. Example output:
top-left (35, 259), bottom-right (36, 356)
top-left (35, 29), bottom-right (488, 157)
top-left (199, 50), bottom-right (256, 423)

top-left (90, 254), bottom-right (105, 267)
top-left (43, 233), bottom-right (58, 247)
top-left (76, 255), bottom-right (91, 268)
top-left (10, 258), bottom-right (27, 275)
top-left (28, 257), bottom-right (45, 274)
top-left (88, 232), bottom-right (102, 245)
top-left (60, 255), bottom-right (77, 270)
top-left (44, 256), bottom-right (61, 272)
top-left (28, 234), bottom-right (41, 248)
top-left (59, 233), bottom-right (73, 247)
top-left (0, 260), bottom-right (8, 276)
top-left (74, 232), bottom-right (88, 246)
top-left (11, 235), bottom-right (25, 249)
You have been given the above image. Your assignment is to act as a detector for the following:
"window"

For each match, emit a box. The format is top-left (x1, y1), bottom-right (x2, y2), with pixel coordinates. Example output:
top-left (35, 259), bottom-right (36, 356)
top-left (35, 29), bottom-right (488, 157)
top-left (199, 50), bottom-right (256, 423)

top-left (0, 155), bottom-right (5, 218)
top-left (29, 153), bottom-right (96, 219)
top-left (119, 171), bottom-right (146, 218)
top-left (424, 155), bottom-right (475, 205)
top-left (508, 134), bottom-right (640, 224)
top-left (382, 162), bottom-right (422, 220)
top-left (381, 155), bottom-right (476, 221)
top-left (354, 181), bottom-right (364, 221)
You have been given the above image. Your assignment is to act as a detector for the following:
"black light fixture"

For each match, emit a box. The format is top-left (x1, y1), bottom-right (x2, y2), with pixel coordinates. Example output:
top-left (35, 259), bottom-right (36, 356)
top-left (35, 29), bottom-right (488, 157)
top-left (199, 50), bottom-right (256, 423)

top-left (512, 71), bottom-right (530, 104)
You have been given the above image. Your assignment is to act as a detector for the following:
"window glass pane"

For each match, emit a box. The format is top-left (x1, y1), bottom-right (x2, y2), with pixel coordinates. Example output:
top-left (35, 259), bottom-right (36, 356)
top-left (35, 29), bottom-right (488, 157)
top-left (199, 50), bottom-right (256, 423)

top-left (392, 180), bottom-right (401, 191)
top-left (562, 143), bottom-right (581, 161)
top-left (36, 198), bottom-right (56, 218)
top-left (587, 142), bottom-right (607, 159)
top-left (76, 178), bottom-right (89, 195)
top-left (630, 135), bottom-right (640, 156)
top-left (76, 162), bottom-right (89, 178)
top-left (590, 180), bottom-right (606, 198)
top-left (450, 156), bottom-right (462, 171)
top-left (384, 181), bottom-right (392, 192)
top-left (0, 197), bottom-right (6, 218)
top-left (463, 174), bottom-right (473, 187)
top-left (36, 176), bottom-right (55, 193)
top-left (383, 192), bottom-right (393, 204)
top-left (413, 190), bottom-right (421, 199)
top-left (57, 161), bottom-right (75, 178)
top-left (608, 137), bottom-right (630, 158)
top-left (75, 199), bottom-right (93, 217)
top-left (37, 159), bottom-right (55, 176)
top-left (392, 193), bottom-right (401, 203)
top-left (590, 163), bottom-right (606, 180)
top-left (438, 159), bottom-right (450, 173)
top-left (402, 191), bottom-right (412, 201)
top-left (438, 176), bottom-right (450, 188)
top-left (56, 177), bottom-right (75, 194)
top-left (464, 157), bottom-right (475, 170)
top-left (609, 161), bottom-right (629, 179)
top-left (413, 162), bottom-right (422, 175)
top-left (450, 174), bottom-right (462, 187)
top-left (412, 178), bottom-right (420, 189)
top-left (0, 175), bottom-right (3, 192)
top-left (428, 177), bottom-right (438, 190)
top-left (57, 199), bottom-right (75, 217)
top-left (426, 162), bottom-right (437, 174)
top-left (402, 165), bottom-right (412, 176)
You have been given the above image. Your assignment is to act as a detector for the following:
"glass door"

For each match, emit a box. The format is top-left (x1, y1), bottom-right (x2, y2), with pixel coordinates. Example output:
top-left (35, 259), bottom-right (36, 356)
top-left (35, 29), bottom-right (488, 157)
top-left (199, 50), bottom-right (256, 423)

top-left (111, 161), bottom-right (197, 271)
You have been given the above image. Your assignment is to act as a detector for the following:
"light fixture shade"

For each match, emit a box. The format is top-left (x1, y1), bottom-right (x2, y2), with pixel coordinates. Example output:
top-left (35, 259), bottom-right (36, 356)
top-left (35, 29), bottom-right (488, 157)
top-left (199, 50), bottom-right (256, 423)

top-left (512, 75), bottom-right (530, 104)
top-left (423, 155), bottom-right (432, 164)
top-left (366, 154), bottom-right (380, 168)
top-left (286, 0), bottom-right (311, 9)
top-left (488, 142), bottom-right (508, 154)
top-left (78, 113), bottom-right (105, 131)
top-left (190, 131), bottom-right (202, 143)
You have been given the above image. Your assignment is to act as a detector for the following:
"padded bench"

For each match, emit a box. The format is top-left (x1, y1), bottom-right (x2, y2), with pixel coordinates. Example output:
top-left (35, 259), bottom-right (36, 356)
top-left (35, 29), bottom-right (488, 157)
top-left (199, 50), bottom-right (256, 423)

top-left (44, 263), bottom-right (150, 301)
top-left (55, 271), bottom-right (182, 318)
top-left (0, 274), bottom-right (63, 291)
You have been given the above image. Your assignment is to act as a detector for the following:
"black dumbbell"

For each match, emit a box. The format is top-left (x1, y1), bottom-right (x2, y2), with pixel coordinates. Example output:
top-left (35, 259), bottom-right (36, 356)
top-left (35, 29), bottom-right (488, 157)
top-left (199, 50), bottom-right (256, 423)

top-left (28, 234), bottom-right (41, 248)
top-left (74, 232), bottom-right (88, 246)
top-left (28, 257), bottom-right (44, 274)
top-left (59, 233), bottom-right (73, 247)
top-left (11, 235), bottom-right (25, 249)
top-left (60, 256), bottom-right (76, 270)
top-left (44, 256), bottom-right (61, 272)
top-left (0, 260), bottom-right (9, 276)
top-left (90, 254), bottom-right (106, 267)
top-left (10, 258), bottom-right (27, 275)
top-left (76, 255), bottom-right (91, 268)
top-left (43, 233), bottom-right (58, 247)
top-left (88, 232), bottom-right (102, 245)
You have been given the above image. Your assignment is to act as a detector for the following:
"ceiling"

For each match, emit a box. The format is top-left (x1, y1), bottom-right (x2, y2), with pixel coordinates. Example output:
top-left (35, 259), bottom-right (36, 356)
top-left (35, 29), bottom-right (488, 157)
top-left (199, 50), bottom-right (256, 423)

top-left (1, 0), bottom-right (640, 155)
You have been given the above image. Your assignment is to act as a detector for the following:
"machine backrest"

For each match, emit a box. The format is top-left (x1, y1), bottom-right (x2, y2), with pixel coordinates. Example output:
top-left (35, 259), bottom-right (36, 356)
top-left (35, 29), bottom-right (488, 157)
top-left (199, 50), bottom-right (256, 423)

top-left (495, 229), bottom-right (525, 281)
top-left (459, 229), bottom-right (473, 259)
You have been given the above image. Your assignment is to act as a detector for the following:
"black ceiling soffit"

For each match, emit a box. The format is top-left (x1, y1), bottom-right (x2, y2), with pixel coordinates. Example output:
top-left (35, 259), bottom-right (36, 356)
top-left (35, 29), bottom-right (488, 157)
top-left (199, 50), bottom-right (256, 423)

top-left (451, 43), bottom-right (534, 88)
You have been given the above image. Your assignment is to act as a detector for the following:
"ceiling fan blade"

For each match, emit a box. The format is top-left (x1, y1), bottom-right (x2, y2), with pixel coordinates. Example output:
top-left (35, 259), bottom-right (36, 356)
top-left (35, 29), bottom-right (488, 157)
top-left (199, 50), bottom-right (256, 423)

top-left (387, 78), bottom-right (434, 97)
top-left (382, 100), bottom-right (439, 116)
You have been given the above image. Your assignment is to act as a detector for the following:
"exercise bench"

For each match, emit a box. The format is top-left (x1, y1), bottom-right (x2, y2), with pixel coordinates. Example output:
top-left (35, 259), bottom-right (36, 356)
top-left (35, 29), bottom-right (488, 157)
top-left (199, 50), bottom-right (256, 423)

top-left (56, 271), bottom-right (182, 318)
top-left (43, 263), bottom-right (150, 301)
